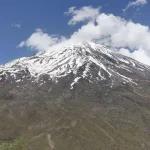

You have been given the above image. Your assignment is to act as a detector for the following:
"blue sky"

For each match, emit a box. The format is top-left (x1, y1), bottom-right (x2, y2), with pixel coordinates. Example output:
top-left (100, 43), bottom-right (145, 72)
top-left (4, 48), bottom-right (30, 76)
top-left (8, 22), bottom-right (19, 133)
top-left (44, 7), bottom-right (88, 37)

top-left (0, 0), bottom-right (150, 64)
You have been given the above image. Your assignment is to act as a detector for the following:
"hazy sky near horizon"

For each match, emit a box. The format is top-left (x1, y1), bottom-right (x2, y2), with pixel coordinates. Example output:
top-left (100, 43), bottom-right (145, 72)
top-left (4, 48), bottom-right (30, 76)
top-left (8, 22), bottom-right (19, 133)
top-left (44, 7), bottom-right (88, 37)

top-left (0, 0), bottom-right (150, 65)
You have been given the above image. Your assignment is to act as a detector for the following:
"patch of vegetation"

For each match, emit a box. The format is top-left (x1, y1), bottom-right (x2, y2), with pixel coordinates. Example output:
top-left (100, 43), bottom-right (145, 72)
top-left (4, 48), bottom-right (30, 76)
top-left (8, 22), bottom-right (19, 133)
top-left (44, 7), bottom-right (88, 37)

top-left (0, 137), bottom-right (24, 150)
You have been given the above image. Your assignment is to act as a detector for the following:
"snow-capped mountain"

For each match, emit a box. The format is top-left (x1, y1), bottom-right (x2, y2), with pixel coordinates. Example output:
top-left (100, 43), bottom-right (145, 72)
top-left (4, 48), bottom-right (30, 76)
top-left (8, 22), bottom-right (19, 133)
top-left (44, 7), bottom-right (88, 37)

top-left (0, 42), bottom-right (150, 89)
top-left (0, 42), bottom-right (150, 150)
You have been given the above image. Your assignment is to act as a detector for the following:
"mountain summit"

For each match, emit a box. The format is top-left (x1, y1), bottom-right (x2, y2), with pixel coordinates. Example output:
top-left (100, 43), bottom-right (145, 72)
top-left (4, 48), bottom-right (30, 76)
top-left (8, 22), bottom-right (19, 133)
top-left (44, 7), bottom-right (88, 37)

top-left (0, 42), bottom-right (150, 150)
top-left (0, 42), bottom-right (150, 88)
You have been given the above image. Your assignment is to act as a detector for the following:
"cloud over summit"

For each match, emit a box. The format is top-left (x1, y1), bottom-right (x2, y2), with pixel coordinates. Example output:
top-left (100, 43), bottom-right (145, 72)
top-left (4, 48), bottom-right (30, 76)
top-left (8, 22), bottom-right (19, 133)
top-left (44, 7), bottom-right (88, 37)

top-left (18, 6), bottom-right (150, 66)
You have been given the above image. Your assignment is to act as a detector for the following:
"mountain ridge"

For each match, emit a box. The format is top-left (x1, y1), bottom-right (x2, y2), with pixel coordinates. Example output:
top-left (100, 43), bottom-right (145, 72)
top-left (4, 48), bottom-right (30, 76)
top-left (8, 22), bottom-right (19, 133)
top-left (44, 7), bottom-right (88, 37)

top-left (0, 42), bottom-right (150, 89)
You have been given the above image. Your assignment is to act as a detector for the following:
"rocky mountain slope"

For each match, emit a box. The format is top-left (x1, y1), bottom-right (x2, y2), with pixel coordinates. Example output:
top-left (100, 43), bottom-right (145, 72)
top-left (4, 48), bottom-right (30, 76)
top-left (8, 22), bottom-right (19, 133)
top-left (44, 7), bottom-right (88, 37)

top-left (0, 42), bottom-right (150, 150)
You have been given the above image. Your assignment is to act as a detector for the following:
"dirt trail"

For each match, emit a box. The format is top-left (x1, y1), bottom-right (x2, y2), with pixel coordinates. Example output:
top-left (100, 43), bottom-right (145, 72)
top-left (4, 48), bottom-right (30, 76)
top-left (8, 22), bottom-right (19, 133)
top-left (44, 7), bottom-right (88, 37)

top-left (47, 134), bottom-right (55, 150)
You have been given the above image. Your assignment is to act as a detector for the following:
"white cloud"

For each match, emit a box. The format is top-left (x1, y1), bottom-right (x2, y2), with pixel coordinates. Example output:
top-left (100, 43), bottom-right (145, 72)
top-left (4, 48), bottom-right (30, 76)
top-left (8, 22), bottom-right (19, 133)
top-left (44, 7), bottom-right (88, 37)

top-left (18, 29), bottom-right (66, 52)
top-left (18, 6), bottom-right (150, 66)
top-left (123, 0), bottom-right (147, 12)
top-left (11, 24), bottom-right (21, 28)
top-left (119, 48), bottom-right (150, 66)
top-left (65, 6), bottom-right (100, 25)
